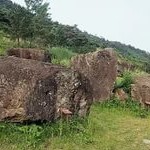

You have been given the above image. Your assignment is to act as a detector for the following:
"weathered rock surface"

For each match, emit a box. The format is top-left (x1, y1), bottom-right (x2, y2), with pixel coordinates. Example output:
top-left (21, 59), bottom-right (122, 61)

top-left (0, 56), bottom-right (92, 122)
top-left (117, 60), bottom-right (136, 76)
top-left (71, 48), bottom-right (117, 101)
top-left (131, 75), bottom-right (150, 105)
top-left (114, 88), bottom-right (128, 101)
top-left (7, 48), bottom-right (51, 62)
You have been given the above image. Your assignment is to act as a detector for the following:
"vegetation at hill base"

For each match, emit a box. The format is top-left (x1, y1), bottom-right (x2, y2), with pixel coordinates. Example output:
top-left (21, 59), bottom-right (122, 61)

top-left (0, 0), bottom-right (150, 72)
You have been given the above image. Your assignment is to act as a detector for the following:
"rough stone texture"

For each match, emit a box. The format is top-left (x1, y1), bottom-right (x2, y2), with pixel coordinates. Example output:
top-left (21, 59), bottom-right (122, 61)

top-left (131, 75), bottom-right (150, 105)
top-left (117, 60), bottom-right (136, 76)
top-left (7, 48), bottom-right (51, 62)
top-left (0, 56), bottom-right (92, 122)
top-left (114, 88), bottom-right (128, 101)
top-left (71, 48), bottom-right (117, 101)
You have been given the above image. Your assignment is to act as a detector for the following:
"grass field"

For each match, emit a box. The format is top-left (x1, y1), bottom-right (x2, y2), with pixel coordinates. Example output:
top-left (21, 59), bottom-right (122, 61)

top-left (1, 101), bottom-right (150, 150)
top-left (49, 47), bottom-right (76, 67)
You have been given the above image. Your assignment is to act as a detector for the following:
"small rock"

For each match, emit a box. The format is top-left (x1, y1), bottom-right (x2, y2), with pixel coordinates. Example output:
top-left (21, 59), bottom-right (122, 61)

top-left (143, 139), bottom-right (150, 144)
top-left (117, 60), bottom-right (136, 76)
top-left (114, 88), bottom-right (128, 101)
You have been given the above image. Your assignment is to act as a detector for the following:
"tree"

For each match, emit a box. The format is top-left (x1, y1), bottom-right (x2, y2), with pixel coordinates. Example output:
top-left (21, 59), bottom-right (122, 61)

top-left (8, 5), bottom-right (29, 46)
top-left (25, 0), bottom-right (51, 47)
top-left (25, 0), bottom-right (43, 13)
top-left (0, 8), bottom-right (10, 32)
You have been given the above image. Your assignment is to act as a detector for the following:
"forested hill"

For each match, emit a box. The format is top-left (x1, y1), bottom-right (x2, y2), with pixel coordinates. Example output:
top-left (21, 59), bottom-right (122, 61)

top-left (83, 32), bottom-right (150, 63)
top-left (0, 0), bottom-right (150, 69)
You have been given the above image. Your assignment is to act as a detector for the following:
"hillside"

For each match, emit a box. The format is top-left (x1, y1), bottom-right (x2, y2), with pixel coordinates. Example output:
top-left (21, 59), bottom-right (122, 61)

top-left (0, 0), bottom-right (150, 71)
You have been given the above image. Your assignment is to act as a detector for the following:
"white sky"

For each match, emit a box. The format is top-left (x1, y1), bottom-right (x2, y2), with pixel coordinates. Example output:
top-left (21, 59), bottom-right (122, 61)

top-left (12, 0), bottom-right (150, 52)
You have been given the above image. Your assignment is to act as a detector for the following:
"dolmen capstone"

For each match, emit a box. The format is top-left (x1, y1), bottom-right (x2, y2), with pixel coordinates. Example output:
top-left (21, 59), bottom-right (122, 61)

top-left (0, 56), bottom-right (92, 122)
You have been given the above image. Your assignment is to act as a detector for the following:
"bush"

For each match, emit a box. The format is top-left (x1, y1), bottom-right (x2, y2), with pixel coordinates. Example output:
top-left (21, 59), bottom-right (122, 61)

top-left (114, 71), bottom-right (133, 94)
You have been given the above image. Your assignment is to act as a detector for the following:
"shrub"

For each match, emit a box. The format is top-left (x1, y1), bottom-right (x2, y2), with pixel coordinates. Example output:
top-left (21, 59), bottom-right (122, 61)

top-left (114, 71), bottom-right (133, 94)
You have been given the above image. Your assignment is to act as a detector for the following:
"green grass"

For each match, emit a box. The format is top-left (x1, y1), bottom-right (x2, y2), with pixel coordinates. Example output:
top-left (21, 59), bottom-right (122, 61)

top-left (49, 47), bottom-right (76, 67)
top-left (1, 101), bottom-right (150, 150)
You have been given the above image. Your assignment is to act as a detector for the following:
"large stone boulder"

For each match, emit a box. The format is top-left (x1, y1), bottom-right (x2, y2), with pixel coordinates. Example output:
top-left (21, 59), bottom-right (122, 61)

top-left (131, 75), bottom-right (150, 105)
top-left (7, 48), bottom-right (51, 62)
top-left (71, 48), bottom-right (117, 101)
top-left (0, 56), bottom-right (92, 122)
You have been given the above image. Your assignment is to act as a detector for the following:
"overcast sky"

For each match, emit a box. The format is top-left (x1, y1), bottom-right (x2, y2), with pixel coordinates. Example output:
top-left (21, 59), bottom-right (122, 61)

top-left (12, 0), bottom-right (150, 52)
